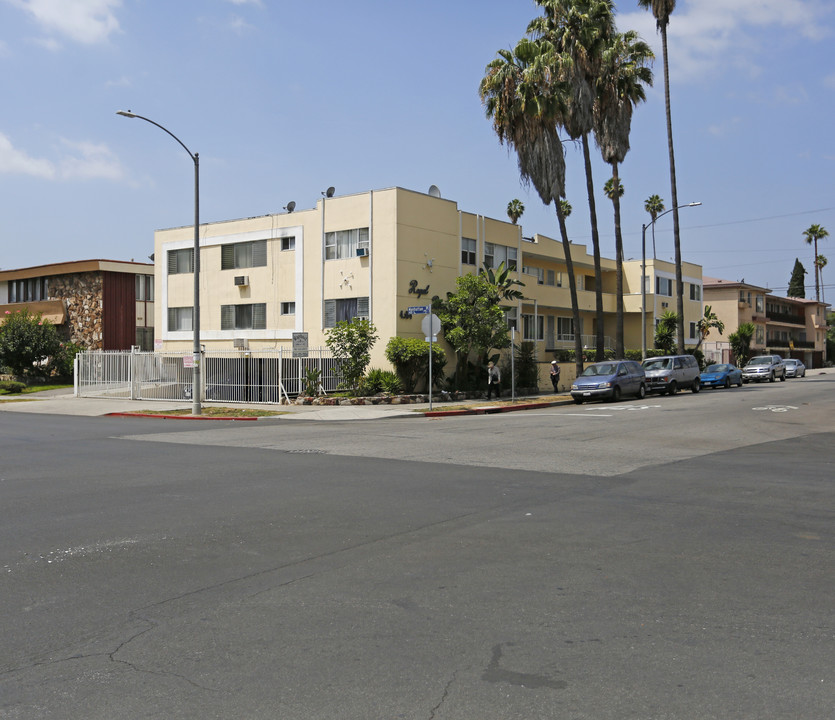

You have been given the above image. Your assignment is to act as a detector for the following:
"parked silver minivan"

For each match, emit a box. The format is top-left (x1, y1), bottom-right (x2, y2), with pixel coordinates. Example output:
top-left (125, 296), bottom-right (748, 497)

top-left (641, 355), bottom-right (701, 395)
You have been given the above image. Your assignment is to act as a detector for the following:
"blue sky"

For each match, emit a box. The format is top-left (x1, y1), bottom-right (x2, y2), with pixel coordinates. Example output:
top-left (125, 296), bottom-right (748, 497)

top-left (1, 0), bottom-right (833, 297)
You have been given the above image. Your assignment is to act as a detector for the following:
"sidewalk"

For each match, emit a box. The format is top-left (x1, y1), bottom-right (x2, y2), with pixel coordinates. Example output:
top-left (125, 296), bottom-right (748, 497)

top-left (0, 389), bottom-right (573, 420)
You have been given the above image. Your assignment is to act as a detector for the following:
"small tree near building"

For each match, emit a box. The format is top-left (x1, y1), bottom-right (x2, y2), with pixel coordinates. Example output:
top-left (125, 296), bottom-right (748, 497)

top-left (787, 258), bottom-right (807, 298)
top-left (728, 322), bottom-right (756, 367)
top-left (0, 308), bottom-right (61, 379)
top-left (325, 318), bottom-right (378, 393)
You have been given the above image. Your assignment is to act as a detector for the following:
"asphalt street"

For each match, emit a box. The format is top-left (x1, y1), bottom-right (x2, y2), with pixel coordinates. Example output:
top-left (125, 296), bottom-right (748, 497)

top-left (1, 374), bottom-right (833, 719)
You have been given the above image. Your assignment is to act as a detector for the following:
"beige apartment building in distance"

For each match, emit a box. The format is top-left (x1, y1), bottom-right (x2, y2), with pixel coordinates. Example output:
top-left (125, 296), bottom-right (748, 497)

top-left (154, 186), bottom-right (705, 385)
top-left (702, 277), bottom-right (829, 367)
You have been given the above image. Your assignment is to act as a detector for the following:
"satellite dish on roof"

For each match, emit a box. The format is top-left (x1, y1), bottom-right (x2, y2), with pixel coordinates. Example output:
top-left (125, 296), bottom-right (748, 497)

top-left (428, 184), bottom-right (441, 198)
top-left (323, 186), bottom-right (335, 198)
top-left (283, 201), bottom-right (296, 213)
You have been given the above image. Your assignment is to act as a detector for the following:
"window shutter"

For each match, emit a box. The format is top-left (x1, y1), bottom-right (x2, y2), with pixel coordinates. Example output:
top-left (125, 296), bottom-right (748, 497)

top-left (253, 303), bottom-right (266, 329)
top-left (356, 297), bottom-right (369, 318)
top-left (221, 245), bottom-right (234, 270)
top-left (168, 251), bottom-right (178, 275)
top-left (168, 308), bottom-right (176, 330)
top-left (324, 300), bottom-right (336, 328)
top-left (221, 304), bottom-right (235, 330)
top-left (252, 240), bottom-right (267, 267)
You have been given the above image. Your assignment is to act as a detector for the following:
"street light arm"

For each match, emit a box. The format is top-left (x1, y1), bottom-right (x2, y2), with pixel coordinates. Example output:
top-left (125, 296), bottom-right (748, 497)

top-left (116, 111), bottom-right (196, 162)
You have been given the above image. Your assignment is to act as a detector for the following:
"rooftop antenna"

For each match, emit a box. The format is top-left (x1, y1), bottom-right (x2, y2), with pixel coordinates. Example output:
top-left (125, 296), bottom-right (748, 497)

top-left (283, 201), bottom-right (296, 213)
top-left (322, 186), bottom-right (335, 198)
top-left (428, 184), bottom-right (441, 198)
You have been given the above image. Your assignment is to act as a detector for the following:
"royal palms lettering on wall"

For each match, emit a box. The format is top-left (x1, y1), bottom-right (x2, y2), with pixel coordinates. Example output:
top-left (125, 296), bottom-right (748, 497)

top-left (400, 280), bottom-right (431, 318)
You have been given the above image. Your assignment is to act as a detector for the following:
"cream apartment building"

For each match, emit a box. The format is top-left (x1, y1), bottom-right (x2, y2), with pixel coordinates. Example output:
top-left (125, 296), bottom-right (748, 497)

top-left (154, 186), bottom-right (705, 383)
top-left (702, 277), bottom-right (829, 367)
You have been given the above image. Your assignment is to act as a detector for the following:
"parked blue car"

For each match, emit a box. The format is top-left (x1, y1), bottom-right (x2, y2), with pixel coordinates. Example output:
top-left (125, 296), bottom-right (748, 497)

top-left (699, 363), bottom-right (743, 389)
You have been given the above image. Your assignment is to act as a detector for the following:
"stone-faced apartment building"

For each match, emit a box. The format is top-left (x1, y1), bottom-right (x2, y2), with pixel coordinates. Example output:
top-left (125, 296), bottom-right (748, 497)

top-left (0, 259), bottom-right (155, 350)
top-left (153, 185), bottom-right (705, 383)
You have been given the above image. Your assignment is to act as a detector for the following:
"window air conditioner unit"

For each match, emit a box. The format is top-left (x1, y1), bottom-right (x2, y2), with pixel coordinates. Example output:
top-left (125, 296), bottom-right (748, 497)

top-left (661, 302), bottom-right (669, 308)
top-left (233, 337), bottom-right (249, 349)
top-left (234, 275), bottom-right (249, 286)
top-left (356, 248), bottom-right (369, 257)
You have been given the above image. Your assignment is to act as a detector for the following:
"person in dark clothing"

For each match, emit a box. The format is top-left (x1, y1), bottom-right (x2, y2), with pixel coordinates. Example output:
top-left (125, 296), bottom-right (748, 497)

top-left (487, 362), bottom-right (501, 400)
top-left (549, 360), bottom-right (561, 392)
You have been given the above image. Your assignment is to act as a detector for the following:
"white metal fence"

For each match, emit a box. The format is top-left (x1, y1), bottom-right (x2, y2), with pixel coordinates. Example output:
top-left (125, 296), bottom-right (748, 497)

top-left (74, 348), bottom-right (343, 404)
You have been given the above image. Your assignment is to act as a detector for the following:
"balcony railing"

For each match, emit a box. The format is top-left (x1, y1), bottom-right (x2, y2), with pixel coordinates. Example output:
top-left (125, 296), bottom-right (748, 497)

top-left (766, 310), bottom-right (805, 325)
top-left (544, 334), bottom-right (613, 351)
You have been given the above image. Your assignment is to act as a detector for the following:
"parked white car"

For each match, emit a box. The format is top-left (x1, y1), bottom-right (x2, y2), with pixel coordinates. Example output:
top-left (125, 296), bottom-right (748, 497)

top-left (784, 359), bottom-right (806, 378)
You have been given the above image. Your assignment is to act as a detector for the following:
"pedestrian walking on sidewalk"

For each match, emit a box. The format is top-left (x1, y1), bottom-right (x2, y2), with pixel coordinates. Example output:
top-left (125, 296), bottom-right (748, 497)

top-left (486, 362), bottom-right (501, 400)
top-left (550, 360), bottom-right (561, 392)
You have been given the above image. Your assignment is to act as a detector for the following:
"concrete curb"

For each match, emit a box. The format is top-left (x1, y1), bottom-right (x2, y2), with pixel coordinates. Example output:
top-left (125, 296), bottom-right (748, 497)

top-left (104, 412), bottom-right (260, 421)
top-left (423, 398), bottom-right (572, 418)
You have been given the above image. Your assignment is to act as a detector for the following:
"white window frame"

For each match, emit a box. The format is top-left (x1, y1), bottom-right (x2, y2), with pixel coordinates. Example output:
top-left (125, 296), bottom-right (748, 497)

top-left (461, 237), bottom-right (476, 265)
top-left (281, 301), bottom-right (295, 315)
top-left (325, 228), bottom-right (369, 260)
top-left (220, 303), bottom-right (267, 331)
top-left (168, 306), bottom-right (193, 331)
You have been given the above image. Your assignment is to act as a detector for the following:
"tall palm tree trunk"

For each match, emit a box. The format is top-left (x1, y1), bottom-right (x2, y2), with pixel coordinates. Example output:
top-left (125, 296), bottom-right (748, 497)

top-left (611, 162), bottom-right (625, 357)
top-left (556, 201), bottom-right (584, 380)
top-left (814, 238), bottom-right (820, 301)
top-left (659, 23), bottom-right (685, 353)
top-left (582, 134), bottom-right (605, 361)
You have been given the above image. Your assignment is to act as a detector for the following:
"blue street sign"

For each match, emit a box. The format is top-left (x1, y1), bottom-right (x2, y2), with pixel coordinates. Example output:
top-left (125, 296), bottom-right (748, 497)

top-left (407, 305), bottom-right (430, 314)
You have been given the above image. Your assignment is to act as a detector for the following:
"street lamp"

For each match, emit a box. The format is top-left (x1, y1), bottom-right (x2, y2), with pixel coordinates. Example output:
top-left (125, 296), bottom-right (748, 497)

top-left (117, 110), bottom-right (202, 415)
top-left (641, 202), bottom-right (702, 360)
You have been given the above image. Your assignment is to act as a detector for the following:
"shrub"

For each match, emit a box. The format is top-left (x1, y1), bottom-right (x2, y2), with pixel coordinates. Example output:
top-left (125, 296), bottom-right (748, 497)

top-left (514, 341), bottom-right (539, 388)
top-left (325, 319), bottom-right (378, 391)
top-left (302, 367), bottom-right (321, 396)
top-left (46, 341), bottom-right (84, 379)
top-left (0, 380), bottom-right (26, 394)
top-left (385, 336), bottom-right (446, 393)
top-left (359, 368), bottom-right (402, 395)
top-left (0, 308), bottom-right (61, 378)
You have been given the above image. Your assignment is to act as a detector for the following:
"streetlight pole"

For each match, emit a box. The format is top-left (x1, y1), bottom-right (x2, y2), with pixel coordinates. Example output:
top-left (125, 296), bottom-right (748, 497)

top-left (117, 111), bottom-right (202, 415)
top-left (641, 202), bottom-right (702, 360)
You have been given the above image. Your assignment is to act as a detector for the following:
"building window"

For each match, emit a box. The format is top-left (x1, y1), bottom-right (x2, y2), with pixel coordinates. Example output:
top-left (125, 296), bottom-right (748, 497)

top-left (756, 325), bottom-right (765, 345)
top-left (325, 228), bottom-right (369, 260)
top-left (504, 306), bottom-right (518, 331)
top-left (324, 297), bottom-right (369, 328)
top-left (168, 248), bottom-right (194, 275)
top-left (281, 237), bottom-right (296, 251)
top-left (756, 295), bottom-right (764, 313)
top-left (461, 237), bottom-right (476, 265)
top-left (221, 240), bottom-right (267, 270)
top-left (522, 314), bottom-right (544, 341)
top-left (136, 274), bottom-right (154, 301)
top-left (168, 306), bottom-right (193, 331)
top-left (546, 269), bottom-right (555, 286)
top-left (135, 327), bottom-right (154, 351)
top-left (522, 266), bottom-right (544, 285)
top-left (656, 277), bottom-right (673, 296)
top-left (557, 317), bottom-right (574, 341)
top-left (689, 322), bottom-right (697, 339)
top-left (221, 303), bottom-right (266, 330)
top-left (689, 283), bottom-right (701, 301)
top-left (484, 243), bottom-right (518, 270)
top-left (8, 276), bottom-right (49, 303)
top-left (281, 302), bottom-right (295, 315)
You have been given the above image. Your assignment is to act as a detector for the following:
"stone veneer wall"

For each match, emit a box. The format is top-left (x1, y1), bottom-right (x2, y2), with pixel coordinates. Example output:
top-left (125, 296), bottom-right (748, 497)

top-left (49, 272), bottom-right (103, 349)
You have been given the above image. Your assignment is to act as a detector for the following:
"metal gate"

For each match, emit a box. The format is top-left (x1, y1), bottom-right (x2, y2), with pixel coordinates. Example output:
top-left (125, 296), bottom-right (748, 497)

top-left (74, 348), bottom-right (342, 404)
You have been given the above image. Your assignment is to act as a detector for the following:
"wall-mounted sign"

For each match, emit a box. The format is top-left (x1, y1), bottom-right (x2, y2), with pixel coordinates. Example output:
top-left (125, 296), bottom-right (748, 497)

top-left (408, 279), bottom-right (430, 298)
top-left (292, 332), bottom-right (309, 358)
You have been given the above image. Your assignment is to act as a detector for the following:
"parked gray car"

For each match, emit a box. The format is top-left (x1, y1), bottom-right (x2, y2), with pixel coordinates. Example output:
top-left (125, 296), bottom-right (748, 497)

top-left (784, 358), bottom-right (806, 378)
top-left (641, 354), bottom-right (701, 395)
top-left (571, 360), bottom-right (646, 404)
top-left (742, 355), bottom-right (786, 383)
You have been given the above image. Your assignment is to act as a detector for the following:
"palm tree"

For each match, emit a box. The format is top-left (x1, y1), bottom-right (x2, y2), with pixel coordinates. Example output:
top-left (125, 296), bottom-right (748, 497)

top-left (506, 198), bottom-right (525, 224)
top-left (644, 194), bottom-right (664, 259)
top-left (638, 0), bottom-right (686, 353)
top-left (560, 199), bottom-right (573, 218)
top-left (595, 29), bottom-right (654, 358)
top-left (481, 260), bottom-right (526, 302)
top-left (694, 304), bottom-right (724, 351)
top-left (803, 223), bottom-right (829, 302)
top-left (529, 0), bottom-right (616, 361)
top-left (479, 37), bottom-right (584, 379)
top-left (816, 254), bottom-right (828, 303)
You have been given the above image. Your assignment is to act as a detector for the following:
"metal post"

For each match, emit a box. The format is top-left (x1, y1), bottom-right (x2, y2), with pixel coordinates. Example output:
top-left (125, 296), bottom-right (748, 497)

top-left (117, 111), bottom-right (202, 415)
top-left (511, 326), bottom-right (516, 401)
top-left (428, 299), bottom-right (433, 411)
top-left (641, 223), bottom-right (648, 361)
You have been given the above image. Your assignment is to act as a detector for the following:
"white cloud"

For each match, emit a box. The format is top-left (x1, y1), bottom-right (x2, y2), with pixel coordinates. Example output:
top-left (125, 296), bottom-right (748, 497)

top-left (58, 139), bottom-right (123, 180)
top-left (0, 132), bottom-right (55, 178)
top-left (5, 0), bottom-right (122, 45)
top-left (228, 15), bottom-right (254, 35)
top-left (0, 132), bottom-right (124, 181)
top-left (619, 0), bottom-right (833, 83)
